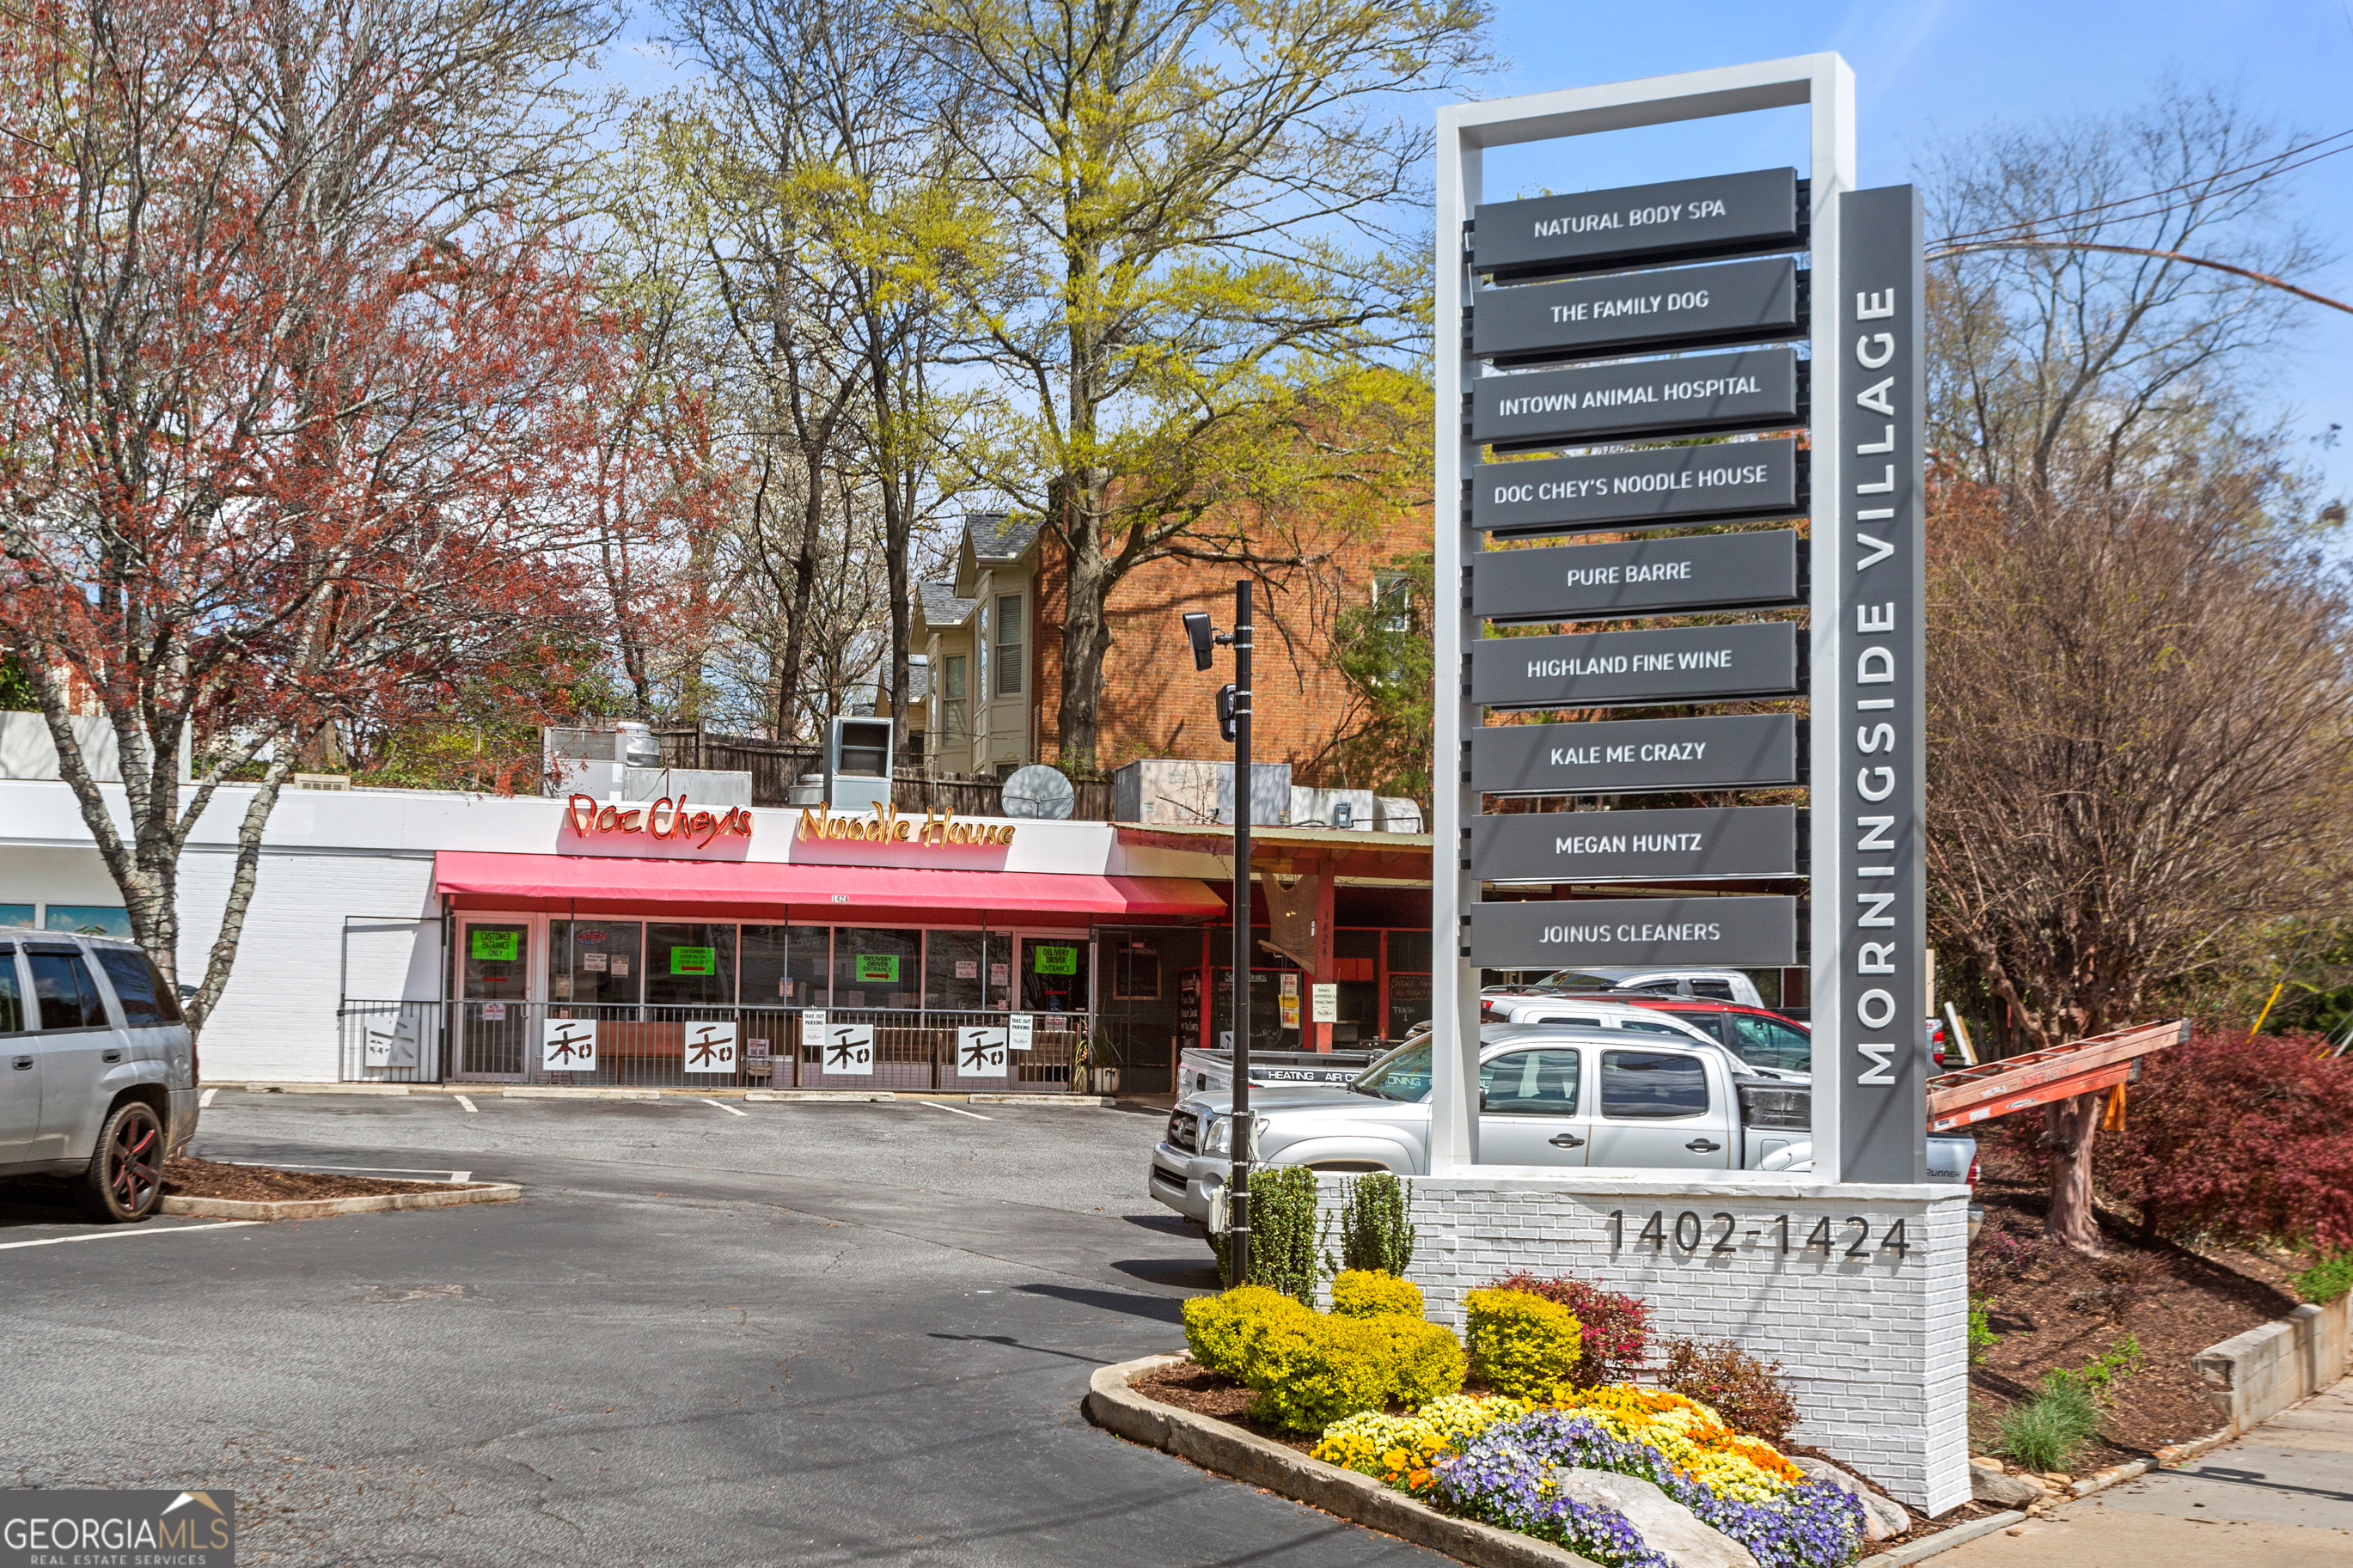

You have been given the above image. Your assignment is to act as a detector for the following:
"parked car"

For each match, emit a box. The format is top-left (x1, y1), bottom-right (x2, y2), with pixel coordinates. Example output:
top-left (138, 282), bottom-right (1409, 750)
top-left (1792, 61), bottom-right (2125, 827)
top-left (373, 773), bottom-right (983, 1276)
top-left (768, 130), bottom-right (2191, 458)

top-left (1148, 1026), bottom-right (1977, 1225)
top-left (1623, 998), bottom-right (1952, 1074)
top-left (1477, 994), bottom-right (1808, 1081)
top-left (1484, 967), bottom-right (1770, 1009)
top-left (1, 928), bottom-right (199, 1221)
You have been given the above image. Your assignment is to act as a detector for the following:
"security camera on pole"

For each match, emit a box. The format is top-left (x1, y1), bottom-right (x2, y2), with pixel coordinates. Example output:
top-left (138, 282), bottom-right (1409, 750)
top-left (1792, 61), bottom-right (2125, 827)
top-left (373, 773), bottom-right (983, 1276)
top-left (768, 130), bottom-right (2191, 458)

top-left (1183, 586), bottom-right (1254, 1284)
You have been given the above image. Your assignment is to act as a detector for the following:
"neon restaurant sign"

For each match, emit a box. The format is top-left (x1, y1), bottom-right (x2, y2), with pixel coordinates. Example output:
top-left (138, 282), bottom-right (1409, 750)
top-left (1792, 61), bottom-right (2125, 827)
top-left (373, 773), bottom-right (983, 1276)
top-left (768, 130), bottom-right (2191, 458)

top-left (796, 803), bottom-right (1016, 847)
top-left (565, 794), bottom-right (755, 848)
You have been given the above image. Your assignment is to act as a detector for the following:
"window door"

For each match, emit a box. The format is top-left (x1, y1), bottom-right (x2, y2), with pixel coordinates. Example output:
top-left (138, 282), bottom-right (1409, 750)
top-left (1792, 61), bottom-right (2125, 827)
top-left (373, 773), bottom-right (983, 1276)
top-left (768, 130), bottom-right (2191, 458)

top-left (0, 944), bottom-right (38, 1163)
top-left (1586, 1047), bottom-right (1733, 1168)
top-left (26, 943), bottom-right (124, 1161)
top-left (457, 920), bottom-right (532, 1078)
top-left (1478, 1048), bottom-right (1589, 1168)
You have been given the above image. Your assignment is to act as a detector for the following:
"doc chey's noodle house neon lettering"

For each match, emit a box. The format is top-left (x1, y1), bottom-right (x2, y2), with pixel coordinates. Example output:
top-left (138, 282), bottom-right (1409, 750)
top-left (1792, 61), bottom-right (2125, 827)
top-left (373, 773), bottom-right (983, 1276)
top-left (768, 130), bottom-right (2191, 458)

top-left (563, 796), bottom-right (1016, 853)
top-left (566, 794), bottom-right (755, 849)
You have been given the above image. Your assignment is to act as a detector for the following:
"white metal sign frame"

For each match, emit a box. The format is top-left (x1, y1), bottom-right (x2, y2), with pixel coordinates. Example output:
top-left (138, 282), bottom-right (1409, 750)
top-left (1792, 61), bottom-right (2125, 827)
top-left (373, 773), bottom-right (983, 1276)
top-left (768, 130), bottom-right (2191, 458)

top-left (1432, 55), bottom-right (1857, 1178)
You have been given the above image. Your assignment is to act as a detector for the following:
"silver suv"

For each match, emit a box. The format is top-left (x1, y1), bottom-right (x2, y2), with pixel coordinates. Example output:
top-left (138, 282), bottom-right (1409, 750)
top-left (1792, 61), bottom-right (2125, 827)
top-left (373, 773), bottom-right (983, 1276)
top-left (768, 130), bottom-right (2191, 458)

top-left (1, 928), bottom-right (199, 1221)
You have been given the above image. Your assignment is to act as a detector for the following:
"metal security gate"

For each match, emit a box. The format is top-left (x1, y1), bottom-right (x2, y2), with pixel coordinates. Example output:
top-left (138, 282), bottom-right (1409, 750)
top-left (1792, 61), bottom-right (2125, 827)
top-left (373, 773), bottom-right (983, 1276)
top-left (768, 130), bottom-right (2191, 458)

top-left (337, 1000), bottom-right (1093, 1091)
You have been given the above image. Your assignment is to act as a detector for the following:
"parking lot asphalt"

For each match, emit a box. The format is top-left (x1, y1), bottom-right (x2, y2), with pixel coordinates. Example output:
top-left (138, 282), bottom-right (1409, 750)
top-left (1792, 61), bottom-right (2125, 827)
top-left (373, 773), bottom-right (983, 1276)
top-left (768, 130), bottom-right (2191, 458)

top-left (0, 1091), bottom-right (1444, 1567)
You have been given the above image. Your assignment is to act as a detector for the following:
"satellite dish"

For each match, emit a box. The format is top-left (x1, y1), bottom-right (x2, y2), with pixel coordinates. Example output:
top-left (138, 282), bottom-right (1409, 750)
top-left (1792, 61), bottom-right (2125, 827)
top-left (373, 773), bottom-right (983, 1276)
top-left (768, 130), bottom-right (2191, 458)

top-left (1000, 764), bottom-right (1077, 821)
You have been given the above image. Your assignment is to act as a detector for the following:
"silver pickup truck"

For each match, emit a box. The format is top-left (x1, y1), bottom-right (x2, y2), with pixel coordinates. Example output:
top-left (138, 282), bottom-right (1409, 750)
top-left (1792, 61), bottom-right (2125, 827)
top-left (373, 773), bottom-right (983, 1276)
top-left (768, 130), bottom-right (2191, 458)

top-left (1148, 1026), bottom-right (1977, 1225)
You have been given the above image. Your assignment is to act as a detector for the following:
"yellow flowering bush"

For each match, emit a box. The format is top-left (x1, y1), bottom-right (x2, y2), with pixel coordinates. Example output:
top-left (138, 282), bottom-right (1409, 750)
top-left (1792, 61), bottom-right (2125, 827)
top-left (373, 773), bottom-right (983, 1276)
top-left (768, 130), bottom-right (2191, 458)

top-left (1312, 1394), bottom-right (1532, 1495)
top-left (1551, 1386), bottom-right (1806, 1501)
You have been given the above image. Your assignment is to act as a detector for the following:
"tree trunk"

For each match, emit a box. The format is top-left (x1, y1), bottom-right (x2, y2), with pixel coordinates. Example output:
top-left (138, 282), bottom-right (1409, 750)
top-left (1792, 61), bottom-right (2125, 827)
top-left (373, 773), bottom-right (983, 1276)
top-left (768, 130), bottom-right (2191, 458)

top-left (2043, 1091), bottom-right (2105, 1253)
top-left (1054, 472), bottom-right (1116, 775)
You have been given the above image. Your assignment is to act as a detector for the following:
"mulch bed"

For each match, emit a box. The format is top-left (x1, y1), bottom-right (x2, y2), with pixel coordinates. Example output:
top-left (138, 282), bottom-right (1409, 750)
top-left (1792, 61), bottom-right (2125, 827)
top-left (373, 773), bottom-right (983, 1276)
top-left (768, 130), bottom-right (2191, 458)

top-left (1966, 1143), bottom-right (2298, 1463)
top-left (1129, 1358), bottom-right (2005, 1554)
top-left (162, 1156), bottom-right (485, 1203)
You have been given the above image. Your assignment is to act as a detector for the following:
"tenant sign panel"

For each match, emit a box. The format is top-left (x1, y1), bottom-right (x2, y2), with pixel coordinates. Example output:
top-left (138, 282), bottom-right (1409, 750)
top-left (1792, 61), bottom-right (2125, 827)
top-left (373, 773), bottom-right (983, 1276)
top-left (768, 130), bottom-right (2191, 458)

top-left (1474, 440), bottom-right (1801, 537)
top-left (1470, 621), bottom-right (1800, 709)
top-left (1471, 347), bottom-right (1800, 448)
top-left (1472, 168), bottom-right (1801, 278)
top-left (1471, 804), bottom-right (1800, 883)
top-left (1474, 531), bottom-right (1801, 622)
top-left (1470, 714), bottom-right (1800, 796)
top-left (1470, 257), bottom-right (1800, 365)
top-left (1469, 896), bottom-right (1797, 967)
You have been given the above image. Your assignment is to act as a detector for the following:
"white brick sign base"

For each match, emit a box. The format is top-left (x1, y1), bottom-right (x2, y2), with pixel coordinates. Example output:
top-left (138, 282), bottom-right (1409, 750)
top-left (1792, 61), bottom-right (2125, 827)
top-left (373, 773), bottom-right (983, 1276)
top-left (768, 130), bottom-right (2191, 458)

top-left (1316, 1171), bottom-right (1971, 1514)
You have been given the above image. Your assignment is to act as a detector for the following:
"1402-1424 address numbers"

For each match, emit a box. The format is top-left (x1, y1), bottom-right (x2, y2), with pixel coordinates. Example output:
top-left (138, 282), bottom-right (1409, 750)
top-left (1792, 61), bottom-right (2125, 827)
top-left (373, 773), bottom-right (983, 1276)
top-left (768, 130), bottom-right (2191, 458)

top-left (1608, 1210), bottom-right (1915, 1259)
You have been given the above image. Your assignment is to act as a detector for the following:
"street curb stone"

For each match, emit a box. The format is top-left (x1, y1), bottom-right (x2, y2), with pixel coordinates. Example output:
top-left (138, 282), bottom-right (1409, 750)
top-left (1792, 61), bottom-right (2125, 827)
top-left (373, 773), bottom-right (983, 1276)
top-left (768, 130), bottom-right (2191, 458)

top-left (965, 1094), bottom-right (1111, 1107)
top-left (746, 1090), bottom-right (896, 1102)
top-left (159, 1182), bottom-right (521, 1221)
top-left (1083, 1354), bottom-right (1598, 1568)
top-left (2061, 1425), bottom-right (2237, 1501)
top-left (1868, 1510), bottom-right (2026, 1565)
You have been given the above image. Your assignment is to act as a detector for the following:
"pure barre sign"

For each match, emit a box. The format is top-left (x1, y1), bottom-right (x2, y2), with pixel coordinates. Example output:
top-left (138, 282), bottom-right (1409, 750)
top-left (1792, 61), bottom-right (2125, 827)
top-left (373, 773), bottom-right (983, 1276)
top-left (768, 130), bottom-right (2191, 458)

top-left (1469, 895), bottom-right (1797, 967)
top-left (1470, 257), bottom-right (1800, 366)
top-left (1471, 804), bottom-right (1800, 883)
top-left (1470, 621), bottom-right (1800, 710)
top-left (1472, 347), bottom-right (1800, 448)
top-left (1470, 714), bottom-right (1800, 796)
top-left (1474, 531), bottom-right (1800, 623)
top-left (1473, 167), bottom-right (1800, 278)
top-left (1475, 438), bottom-right (1800, 536)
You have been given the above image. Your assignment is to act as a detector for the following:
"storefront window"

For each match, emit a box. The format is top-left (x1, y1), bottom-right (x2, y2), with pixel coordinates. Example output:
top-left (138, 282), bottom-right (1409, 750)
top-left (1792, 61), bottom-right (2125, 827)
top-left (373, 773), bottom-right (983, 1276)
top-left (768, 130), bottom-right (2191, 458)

top-left (645, 923), bottom-right (737, 1009)
top-left (0, 904), bottom-right (33, 928)
top-left (1021, 937), bottom-right (1088, 1013)
top-left (550, 920), bottom-right (643, 1006)
top-left (923, 930), bottom-right (992, 1011)
top-left (834, 928), bottom-right (921, 1009)
top-left (461, 922), bottom-right (530, 1001)
top-left (743, 925), bottom-right (828, 1006)
top-left (46, 905), bottom-right (131, 939)
top-left (1385, 926), bottom-right (1433, 1040)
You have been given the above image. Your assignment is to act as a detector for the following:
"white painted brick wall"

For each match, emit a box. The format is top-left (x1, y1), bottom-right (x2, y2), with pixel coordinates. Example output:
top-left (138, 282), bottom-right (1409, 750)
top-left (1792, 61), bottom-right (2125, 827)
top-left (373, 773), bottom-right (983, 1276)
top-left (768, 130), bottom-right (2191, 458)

top-left (1317, 1171), bottom-right (1971, 1514)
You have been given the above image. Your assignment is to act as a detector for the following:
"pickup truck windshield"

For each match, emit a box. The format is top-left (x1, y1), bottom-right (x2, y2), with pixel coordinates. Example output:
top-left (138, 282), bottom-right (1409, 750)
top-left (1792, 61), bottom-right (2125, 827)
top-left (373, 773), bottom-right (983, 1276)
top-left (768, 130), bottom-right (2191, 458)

top-left (1352, 1041), bottom-right (1433, 1101)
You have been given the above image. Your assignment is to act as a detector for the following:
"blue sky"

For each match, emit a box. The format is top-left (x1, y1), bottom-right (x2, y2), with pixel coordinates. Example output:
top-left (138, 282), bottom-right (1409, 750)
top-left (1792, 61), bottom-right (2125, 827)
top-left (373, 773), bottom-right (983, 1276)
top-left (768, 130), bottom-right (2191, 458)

top-left (602, 0), bottom-right (2353, 500)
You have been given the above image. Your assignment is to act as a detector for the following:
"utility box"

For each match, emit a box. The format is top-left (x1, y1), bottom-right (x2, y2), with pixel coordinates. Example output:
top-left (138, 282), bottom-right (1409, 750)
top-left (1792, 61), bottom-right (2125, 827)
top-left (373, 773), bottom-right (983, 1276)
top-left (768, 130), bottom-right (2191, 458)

top-left (1374, 796), bottom-right (1426, 833)
top-left (828, 717), bottom-right (894, 812)
top-left (1290, 785), bottom-right (1376, 830)
top-left (1113, 759), bottom-right (1291, 827)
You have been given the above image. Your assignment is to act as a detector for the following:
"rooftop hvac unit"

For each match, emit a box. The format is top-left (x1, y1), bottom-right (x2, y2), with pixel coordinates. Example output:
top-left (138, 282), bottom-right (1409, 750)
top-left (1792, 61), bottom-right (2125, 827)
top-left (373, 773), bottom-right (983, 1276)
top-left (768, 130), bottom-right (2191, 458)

top-left (827, 716), bottom-right (894, 811)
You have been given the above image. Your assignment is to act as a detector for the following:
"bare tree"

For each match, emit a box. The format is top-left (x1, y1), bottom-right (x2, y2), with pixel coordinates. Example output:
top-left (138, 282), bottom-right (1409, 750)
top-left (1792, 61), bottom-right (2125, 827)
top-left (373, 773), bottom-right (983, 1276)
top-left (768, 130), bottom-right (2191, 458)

top-left (1926, 465), bottom-right (2353, 1249)
top-left (1925, 82), bottom-right (2327, 497)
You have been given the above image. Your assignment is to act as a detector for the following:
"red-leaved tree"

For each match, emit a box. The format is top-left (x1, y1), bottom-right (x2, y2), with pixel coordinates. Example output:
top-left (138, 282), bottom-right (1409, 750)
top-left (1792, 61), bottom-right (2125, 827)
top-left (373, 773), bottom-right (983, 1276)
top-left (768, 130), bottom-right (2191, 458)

top-left (0, 0), bottom-right (631, 1029)
top-left (2090, 1030), bottom-right (2353, 1252)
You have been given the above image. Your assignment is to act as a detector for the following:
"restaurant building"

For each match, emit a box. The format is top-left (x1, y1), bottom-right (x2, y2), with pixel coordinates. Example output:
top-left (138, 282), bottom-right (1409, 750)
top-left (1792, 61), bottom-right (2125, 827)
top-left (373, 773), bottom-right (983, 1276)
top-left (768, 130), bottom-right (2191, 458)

top-left (0, 770), bottom-right (1433, 1094)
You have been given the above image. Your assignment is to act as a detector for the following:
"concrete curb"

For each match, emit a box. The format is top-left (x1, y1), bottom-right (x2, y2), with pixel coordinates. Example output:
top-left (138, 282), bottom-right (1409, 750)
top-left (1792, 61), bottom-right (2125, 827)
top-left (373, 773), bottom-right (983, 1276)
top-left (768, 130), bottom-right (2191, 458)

top-left (500, 1087), bottom-right (659, 1101)
top-left (2061, 1425), bottom-right (2234, 1501)
top-left (160, 1181), bottom-right (520, 1221)
top-left (1870, 1511), bottom-right (2026, 1564)
top-left (746, 1089), bottom-right (895, 1103)
top-left (965, 1094), bottom-right (1111, 1107)
top-left (1083, 1354), bottom-right (1596, 1568)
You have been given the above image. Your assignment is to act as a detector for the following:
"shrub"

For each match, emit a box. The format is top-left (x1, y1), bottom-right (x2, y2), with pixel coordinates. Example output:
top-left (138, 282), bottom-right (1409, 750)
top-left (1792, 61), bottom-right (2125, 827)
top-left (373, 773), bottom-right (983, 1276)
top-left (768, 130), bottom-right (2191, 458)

top-left (1327, 1171), bottom-right (1416, 1276)
top-left (1183, 1285), bottom-right (1309, 1380)
top-left (1209, 1164), bottom-right (1324, 1301)
top-left (1243, 1309), bottom-right (1465, 1431)
top-left (2093, 1028), bottom-right (2353, 1250)
top-left (1464, 1287), bottom-right (1583, 1402)
top-left (1329, 1268), bottom-right (1425, 1320)
top-left (1488, 1271), bottom-right (1650, 1385)
top-left (1970, 1214), bottom-right (2044, 1281)
top-left (1968, 1295), bottom-right (1998, 1365)
top-left (2293, 1251), bottom-right (2353, 1304)
top-left (1998, 1379), bottom-right (2099, 1471)
top-left (1655, 1336), bottom-right (1800, 1446)
top-left (2045, 1337), bottom-right (2145, 1406)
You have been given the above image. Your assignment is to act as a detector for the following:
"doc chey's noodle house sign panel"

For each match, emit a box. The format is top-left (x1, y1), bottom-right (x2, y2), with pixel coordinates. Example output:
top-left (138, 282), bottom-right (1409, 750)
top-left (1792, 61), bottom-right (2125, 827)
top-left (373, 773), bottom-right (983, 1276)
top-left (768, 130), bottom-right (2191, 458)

top-left (1449, 156), bottom-right (1928, 1181)
top-left (563, 796), bottom-right (1018, 851)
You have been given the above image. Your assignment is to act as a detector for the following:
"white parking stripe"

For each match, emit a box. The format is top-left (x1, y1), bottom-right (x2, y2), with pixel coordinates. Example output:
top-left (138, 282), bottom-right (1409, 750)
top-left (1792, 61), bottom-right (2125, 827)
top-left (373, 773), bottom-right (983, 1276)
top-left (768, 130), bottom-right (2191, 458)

top-left (450, 1171), bottom-right (471, 1183)
top-left (455, 1095), bottom-right (479, 1113)
top-left (700, 1098), bottom-right (749, 1117)
top-left (199, 1087), bottom-right (218, 1107)
top-left (0, 1221), bottom-right (261, 1251)
top-left (920, 1101), bottom-right (993, 1120)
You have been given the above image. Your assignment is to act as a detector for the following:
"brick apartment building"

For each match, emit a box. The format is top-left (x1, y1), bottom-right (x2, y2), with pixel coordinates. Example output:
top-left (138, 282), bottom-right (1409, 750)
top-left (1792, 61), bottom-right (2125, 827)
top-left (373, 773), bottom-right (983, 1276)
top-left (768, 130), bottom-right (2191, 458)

top-left (914, 508), bottom-right (1432, 786)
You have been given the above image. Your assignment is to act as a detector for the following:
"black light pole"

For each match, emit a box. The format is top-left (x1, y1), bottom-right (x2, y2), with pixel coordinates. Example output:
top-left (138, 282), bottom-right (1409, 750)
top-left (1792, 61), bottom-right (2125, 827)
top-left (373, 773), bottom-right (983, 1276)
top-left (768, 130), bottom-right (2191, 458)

top-left (1183, 581), bottom-right (1255, 1284)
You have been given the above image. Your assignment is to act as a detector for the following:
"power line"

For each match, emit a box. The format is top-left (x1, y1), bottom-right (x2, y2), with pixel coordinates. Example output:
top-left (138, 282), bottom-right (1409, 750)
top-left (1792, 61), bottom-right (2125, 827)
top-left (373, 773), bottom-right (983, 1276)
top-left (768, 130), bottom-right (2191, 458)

top-left (1928, 126), bottom-right (2353, 248)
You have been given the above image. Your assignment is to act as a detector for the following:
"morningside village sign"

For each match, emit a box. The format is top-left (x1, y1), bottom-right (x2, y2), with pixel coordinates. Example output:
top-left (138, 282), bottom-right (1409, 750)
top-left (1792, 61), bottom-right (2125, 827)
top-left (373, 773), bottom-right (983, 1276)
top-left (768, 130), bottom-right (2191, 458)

top-left (562, 795), bottom-right (1016, 850)
top-left (1432, 58), bottom-right (1928, 1187)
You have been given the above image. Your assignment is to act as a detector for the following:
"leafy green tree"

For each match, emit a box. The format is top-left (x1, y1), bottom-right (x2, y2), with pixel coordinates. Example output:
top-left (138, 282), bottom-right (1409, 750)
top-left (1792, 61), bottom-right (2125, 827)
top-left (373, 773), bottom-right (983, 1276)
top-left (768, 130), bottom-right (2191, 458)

top-left (906, 0), bottom-right (1488, 772)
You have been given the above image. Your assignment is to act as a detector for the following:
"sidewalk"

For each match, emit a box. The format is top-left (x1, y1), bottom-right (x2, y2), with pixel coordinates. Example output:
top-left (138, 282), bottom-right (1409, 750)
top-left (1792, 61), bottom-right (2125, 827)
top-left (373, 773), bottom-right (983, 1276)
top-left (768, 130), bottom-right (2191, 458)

top-left (1937, 1378), bottom-right (2353, 1566)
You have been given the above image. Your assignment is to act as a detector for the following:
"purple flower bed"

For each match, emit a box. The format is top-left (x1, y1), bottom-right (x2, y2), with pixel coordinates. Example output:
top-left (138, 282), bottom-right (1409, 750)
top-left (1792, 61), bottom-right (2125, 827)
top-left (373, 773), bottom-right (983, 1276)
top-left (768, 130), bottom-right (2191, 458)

top-left (1435, 1412), bottom-right (1865, 1568)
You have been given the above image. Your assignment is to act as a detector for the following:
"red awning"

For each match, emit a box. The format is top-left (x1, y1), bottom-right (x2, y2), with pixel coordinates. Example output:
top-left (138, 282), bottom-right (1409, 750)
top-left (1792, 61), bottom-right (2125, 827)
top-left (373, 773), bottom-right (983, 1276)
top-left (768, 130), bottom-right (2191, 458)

top-left (431, 851), bottom-right (1225, 924)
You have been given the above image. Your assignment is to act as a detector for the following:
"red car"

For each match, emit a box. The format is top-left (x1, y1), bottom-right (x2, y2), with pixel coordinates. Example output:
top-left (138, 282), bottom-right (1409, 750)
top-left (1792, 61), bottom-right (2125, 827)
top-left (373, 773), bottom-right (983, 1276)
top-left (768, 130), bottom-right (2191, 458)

top-left (1624, 998), bottom-right (1949, 1076)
